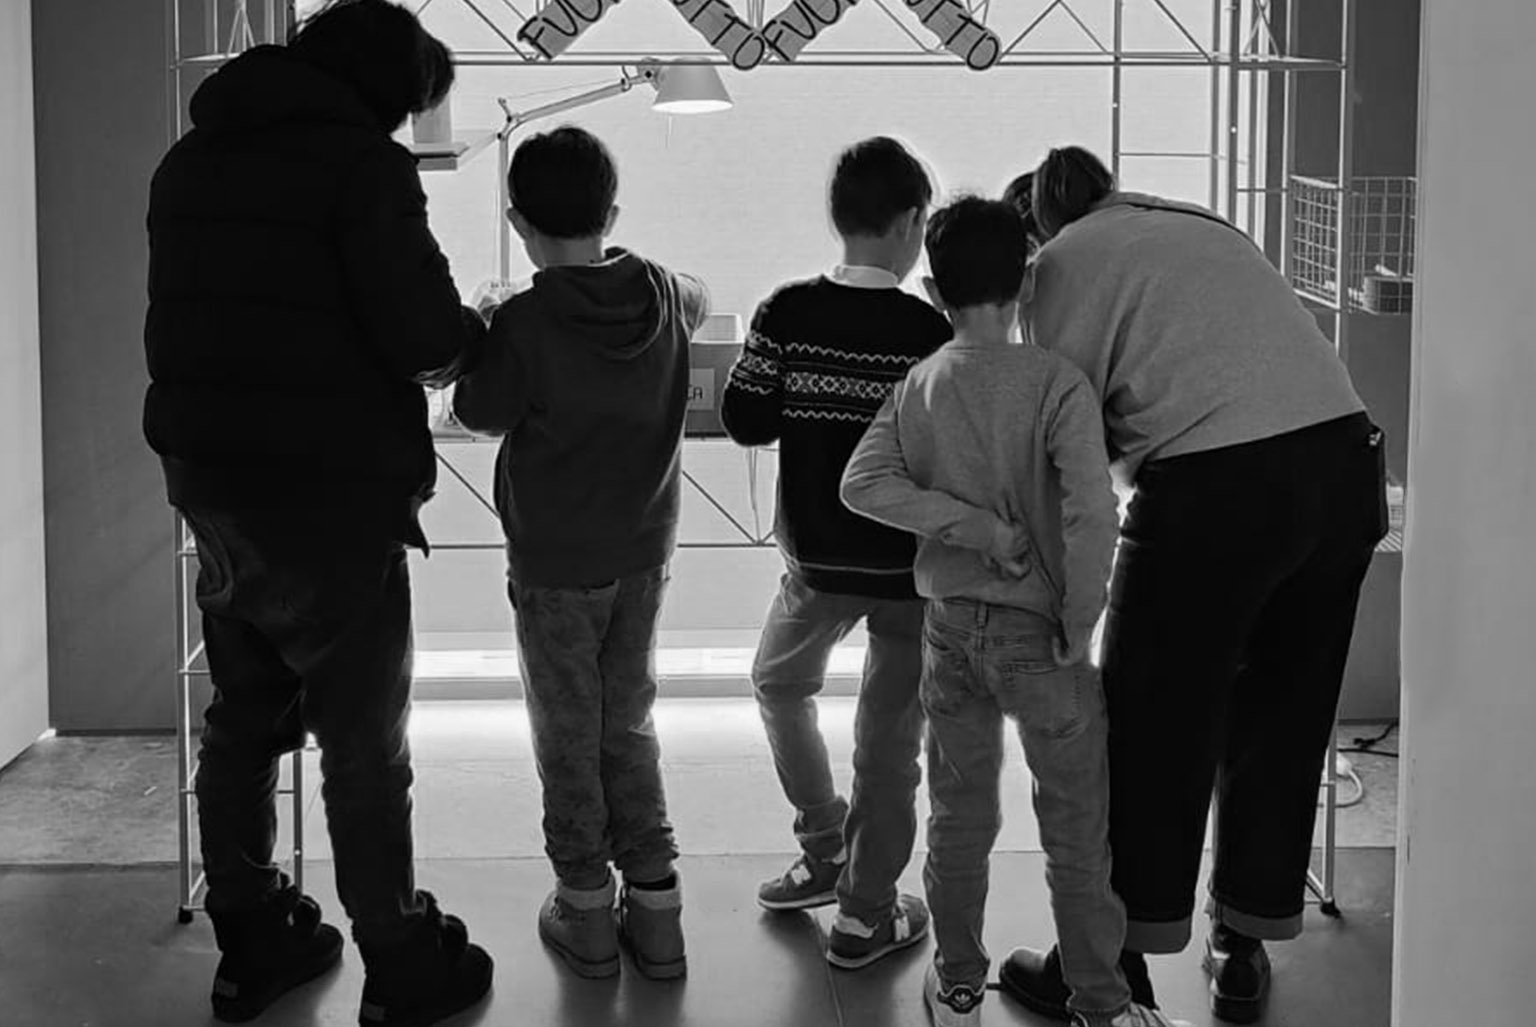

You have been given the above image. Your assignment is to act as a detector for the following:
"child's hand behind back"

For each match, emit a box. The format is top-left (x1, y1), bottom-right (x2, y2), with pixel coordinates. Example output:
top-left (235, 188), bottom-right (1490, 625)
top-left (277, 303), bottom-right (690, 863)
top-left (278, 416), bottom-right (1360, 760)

top-left (985, 521), bottom-right (1034, 579)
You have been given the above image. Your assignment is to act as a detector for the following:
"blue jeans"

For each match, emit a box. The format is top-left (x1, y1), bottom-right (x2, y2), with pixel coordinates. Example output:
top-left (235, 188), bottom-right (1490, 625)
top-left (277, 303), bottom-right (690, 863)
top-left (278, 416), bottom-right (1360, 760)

top-left (751, 574), bottom-right (925, 923)
top-left (922, 599), bottom-right (1130, 1019)
top-left (510, 567), bottom-right (678, 890)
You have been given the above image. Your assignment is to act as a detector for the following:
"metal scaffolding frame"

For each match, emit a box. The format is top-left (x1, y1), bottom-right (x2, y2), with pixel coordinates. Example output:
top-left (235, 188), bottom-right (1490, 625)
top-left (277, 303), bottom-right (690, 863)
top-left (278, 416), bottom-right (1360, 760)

top-left (167, 0), bottom-right (1360, 922)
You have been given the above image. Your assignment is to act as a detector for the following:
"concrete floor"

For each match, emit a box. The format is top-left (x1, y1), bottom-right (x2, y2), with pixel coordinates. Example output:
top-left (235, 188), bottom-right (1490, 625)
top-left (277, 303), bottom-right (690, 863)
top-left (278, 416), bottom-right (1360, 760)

top-left (0, 700), bottom-right (1400, 1027)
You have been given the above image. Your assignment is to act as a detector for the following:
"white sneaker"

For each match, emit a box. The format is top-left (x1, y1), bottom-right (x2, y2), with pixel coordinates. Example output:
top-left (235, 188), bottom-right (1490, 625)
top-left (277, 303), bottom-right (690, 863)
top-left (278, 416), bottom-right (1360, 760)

top-left (1074, 1002), bottom-right (1194, 1027)
top-left (923, 963), bottom-right (984, 1027)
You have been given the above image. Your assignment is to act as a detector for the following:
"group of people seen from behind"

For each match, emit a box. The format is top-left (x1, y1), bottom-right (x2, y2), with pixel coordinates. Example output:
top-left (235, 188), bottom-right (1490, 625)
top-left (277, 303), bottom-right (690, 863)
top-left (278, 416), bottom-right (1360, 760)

top-left (143, 3), bottom-right (1387, 1026)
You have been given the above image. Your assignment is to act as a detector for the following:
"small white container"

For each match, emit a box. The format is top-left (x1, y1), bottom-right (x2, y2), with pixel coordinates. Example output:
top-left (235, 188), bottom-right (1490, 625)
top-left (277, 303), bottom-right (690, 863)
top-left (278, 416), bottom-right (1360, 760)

top-left (412, 99), bottom-right (454, 146)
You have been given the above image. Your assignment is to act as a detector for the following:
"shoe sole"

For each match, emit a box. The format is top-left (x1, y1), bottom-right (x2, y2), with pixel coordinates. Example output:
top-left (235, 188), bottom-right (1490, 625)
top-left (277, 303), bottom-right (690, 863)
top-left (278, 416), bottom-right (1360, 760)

top-left (1201, 952), bottom-right (1267, 1025)
top-left (994, 961), bottom-right (1072, 1023)
top-left (825, 921), bottom-right (930, 970)
top-left (211, 939), bottom-right (344, 1023)
top-left (757, 890), bottom-right (837, 912)
top-left (539, 924), bottom-right (620, 980)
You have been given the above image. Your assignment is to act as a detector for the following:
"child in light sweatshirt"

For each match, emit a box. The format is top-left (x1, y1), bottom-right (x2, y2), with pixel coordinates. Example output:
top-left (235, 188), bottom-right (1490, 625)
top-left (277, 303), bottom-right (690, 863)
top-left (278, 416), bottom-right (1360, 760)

top-left (842, 196), bottom-right (1187, 1027)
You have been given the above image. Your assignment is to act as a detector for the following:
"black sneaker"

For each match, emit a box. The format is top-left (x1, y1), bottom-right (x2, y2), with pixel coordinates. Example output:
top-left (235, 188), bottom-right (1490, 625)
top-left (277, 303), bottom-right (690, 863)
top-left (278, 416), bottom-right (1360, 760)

top-left (208, 884), bottom-right (344, 1023)
top-left (1202, 930), bottom-right (1270, 1024)
top-left (998, 944), bottom-right (1158, 1021)
top-left (358, 892), bottom-right (494, 1027)
top-left (757, 853), bottom-right (843, 911)
top-left (826, 893), bottom-right (930, 969)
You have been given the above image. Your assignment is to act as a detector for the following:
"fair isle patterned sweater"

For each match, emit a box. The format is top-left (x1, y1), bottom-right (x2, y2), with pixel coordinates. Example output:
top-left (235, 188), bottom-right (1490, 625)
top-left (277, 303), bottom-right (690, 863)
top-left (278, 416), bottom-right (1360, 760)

top-left (722, 271), bottom-right (952, 599)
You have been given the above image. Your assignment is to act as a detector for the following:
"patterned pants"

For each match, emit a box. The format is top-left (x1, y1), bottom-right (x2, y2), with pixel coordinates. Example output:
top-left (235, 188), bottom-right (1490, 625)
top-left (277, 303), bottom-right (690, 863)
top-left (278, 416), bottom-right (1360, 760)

top-left (510, 567), bottom-right (678, 890)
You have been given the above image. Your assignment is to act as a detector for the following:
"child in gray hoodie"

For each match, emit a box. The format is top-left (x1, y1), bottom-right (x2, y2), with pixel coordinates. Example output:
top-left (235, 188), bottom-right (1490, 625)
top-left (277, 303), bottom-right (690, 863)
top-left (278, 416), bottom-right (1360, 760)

top-left (842, 197), bottom-right (1186, 1027)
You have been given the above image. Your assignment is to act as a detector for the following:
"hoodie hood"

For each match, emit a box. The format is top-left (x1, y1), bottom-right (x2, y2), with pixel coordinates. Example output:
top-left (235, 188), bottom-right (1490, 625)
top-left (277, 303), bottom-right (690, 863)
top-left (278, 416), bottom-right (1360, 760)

top-left (189, 45), bottom-right (382, 135)
top-left (532, 249), bottom-right (667, 361)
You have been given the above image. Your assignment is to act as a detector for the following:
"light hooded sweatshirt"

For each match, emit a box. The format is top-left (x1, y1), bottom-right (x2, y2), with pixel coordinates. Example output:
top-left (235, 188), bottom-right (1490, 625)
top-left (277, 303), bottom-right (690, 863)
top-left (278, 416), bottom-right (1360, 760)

top-left (841, 337), bottom-right (1120, 645)
top-left (1022, 192), bottom-right (1365, 482)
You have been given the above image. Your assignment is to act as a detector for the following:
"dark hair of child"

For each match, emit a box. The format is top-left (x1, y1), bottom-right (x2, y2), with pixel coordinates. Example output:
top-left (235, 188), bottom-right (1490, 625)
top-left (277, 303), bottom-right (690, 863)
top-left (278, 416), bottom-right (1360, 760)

top-left (289, 0), bottom-right (455, 131)
top-left (508, 125), bottom-right (619, 239)
top-left (924, 196), bottom-right (1031, 310)
top-left (1001, 171), bottom-right (1040, 253)
top-left (1032, 146), bottom-right (1115, 240)
top-left (829, 136), bottom-right (934, 237)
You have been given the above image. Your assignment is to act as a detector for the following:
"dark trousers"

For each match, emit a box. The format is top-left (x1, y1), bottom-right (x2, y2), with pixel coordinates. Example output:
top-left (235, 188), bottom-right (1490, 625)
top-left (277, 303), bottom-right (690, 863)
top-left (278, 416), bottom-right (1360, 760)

top-left (183, 508), bottom-right (426, 947)
top-left (751, 575), bottom-right (926, 923)
top-left (510, 568), bottom-right (678, 891)
top-left (1103, 413), bottom-right (1388, 952)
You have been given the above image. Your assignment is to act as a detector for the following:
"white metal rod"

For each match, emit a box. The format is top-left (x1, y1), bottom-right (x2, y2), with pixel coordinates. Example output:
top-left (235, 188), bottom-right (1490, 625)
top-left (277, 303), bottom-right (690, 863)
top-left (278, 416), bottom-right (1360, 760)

top-left (1226, 0), bottom-right (1241, 221)
top-left (1334, 0), bottom-right (1357, 355)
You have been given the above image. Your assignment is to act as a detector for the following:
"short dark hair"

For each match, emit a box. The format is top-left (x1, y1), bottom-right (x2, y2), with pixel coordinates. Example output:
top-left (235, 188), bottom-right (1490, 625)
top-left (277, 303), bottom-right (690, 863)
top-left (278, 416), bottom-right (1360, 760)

top-left (925, 196), bottom-right (1030, 310)
top-left (289, 0), bottom-right (454, 131)
top-left (1001, 171), bottom-right (1039, 251)
top-left (1033, 146), bottom-right (1115, 239)
top-left (509, 126), bottom-right (618, 239)
top-left (829, 137), bottom-right (934, 237)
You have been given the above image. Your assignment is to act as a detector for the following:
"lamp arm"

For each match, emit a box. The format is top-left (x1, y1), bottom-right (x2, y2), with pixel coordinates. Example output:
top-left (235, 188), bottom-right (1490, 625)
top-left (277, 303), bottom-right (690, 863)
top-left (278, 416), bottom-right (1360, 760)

top-left (496, 64), bottom-right (659, 140)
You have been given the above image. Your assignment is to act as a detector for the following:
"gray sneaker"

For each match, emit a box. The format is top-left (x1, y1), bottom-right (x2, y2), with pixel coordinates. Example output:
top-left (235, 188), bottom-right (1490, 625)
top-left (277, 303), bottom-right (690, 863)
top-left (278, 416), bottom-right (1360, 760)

top-left (826, 893), bottom-right (930, 969)
top-left (757, 853), bottom-right (843, 911)
top-left (538, 877), bottom-right (619, 979)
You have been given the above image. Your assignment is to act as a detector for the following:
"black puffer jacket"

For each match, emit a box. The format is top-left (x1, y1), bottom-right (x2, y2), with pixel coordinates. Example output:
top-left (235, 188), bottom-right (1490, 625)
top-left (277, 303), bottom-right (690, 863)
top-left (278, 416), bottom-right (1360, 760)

top-left (144, 45), bottom-right (481, 537)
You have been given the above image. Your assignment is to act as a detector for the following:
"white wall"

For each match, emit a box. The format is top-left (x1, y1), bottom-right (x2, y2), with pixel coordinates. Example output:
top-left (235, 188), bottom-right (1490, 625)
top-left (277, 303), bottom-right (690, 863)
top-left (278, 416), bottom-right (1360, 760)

top-left (0, 0), bottom-right (49, 763)
top-left (1394, 2), bottom-right (1536, 1024)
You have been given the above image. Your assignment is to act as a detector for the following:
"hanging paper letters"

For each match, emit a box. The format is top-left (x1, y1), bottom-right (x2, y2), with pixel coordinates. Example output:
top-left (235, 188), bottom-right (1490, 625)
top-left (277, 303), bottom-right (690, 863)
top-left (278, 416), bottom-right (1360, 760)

top-left (902, 0), bottom-right (1002, 70)
top-left (518, 0), bottom-right (624, 60)
top-left (761, 0), bottom-right (859, 62)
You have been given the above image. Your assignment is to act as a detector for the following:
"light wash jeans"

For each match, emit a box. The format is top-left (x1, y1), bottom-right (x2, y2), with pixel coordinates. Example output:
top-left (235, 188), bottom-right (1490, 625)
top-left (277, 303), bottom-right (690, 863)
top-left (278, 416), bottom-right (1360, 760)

top-left (752, 574), bottom-right (926, 923)
top-left (921, 598), bottom-right (1131, 1020)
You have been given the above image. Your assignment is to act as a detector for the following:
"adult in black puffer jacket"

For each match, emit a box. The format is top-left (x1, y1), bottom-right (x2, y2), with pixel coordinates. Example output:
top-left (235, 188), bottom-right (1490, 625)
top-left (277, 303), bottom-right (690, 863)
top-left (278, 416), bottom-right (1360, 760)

top-left (143, 5), bottom-right (492, 1026)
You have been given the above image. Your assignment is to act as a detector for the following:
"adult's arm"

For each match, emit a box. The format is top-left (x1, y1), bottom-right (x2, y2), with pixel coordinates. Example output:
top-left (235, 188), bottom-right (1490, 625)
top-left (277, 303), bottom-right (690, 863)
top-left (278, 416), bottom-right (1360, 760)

top-left (336, 144), bottom-right (484, 389)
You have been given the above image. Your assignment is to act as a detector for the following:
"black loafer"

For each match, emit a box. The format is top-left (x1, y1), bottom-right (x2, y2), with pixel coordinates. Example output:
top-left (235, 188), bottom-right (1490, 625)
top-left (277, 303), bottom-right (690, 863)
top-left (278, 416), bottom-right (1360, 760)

top-left (1202, 933), bottom-right (1271, 1024)
top-left (998, 944), bottom-right (1158, 1020)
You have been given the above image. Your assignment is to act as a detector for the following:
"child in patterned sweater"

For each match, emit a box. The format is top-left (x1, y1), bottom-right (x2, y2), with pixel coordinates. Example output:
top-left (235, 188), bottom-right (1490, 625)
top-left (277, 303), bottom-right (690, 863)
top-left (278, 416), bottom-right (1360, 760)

top-left (721, 136), bottom-right (951, 970)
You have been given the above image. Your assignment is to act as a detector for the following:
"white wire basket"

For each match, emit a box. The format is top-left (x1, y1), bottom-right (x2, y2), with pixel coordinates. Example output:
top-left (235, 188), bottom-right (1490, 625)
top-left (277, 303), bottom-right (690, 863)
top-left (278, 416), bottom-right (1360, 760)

top-left (1290, 176), bottom-right (1417, 314)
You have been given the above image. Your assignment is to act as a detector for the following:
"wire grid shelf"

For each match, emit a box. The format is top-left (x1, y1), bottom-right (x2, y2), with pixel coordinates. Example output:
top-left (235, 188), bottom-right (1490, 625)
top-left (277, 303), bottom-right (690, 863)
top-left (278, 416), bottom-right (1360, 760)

top-left (1290, 176), bottom-right (1417, 314)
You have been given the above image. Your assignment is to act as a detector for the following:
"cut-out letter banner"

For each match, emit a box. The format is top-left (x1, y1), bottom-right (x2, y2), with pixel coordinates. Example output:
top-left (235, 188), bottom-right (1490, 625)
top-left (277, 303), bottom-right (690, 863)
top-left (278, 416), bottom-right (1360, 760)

top-left (518, 0), bottom-right (1004, 70)
top-left (518, 0), bottom-right (624, 60)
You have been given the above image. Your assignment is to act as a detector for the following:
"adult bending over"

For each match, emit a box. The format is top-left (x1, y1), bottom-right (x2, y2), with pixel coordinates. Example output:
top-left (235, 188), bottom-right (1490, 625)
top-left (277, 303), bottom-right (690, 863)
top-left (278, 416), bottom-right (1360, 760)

top-left (143, 3), bottom-right (491, 1024)
top-left (997, 147), bottom-right (1387, 1025)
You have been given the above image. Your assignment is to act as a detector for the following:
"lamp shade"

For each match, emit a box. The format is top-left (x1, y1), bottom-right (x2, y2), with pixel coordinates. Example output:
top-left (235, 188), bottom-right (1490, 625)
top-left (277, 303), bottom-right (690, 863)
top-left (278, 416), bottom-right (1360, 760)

top-left (651, 63), bottom-right (732, 114)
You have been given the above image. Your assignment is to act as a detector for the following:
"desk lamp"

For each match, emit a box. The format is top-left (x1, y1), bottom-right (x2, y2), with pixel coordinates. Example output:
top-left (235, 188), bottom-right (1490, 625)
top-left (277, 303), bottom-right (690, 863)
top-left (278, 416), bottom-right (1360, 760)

top-left (491, 60), bottom-right (732, 279)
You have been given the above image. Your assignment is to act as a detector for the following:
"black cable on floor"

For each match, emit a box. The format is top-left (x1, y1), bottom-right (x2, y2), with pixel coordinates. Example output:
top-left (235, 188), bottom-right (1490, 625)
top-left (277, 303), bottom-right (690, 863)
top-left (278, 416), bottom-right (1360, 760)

top-left (1341, 721), bottom-right (1401, 759)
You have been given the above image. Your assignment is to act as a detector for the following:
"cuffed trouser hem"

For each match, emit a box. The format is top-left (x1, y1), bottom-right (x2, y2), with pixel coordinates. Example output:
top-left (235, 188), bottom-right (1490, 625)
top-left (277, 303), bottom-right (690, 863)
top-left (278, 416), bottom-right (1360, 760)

top-left (1206, 895), bottom-right (1305, 941)
top-left (1073, 1006), bottom-right (1133, 1027)
top-left (1124, 917), bottom-right (1192, 955)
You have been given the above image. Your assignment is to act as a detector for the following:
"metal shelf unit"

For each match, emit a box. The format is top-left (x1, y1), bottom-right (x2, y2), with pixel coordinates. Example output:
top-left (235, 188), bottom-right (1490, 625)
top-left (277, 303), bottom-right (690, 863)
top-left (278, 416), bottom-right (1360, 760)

top-left (167, 0), bottom-right (1367, 920)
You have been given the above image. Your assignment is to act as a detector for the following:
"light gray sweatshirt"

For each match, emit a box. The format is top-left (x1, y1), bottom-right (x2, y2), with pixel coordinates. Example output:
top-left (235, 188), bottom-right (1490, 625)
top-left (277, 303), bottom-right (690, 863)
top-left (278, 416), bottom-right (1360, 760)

top-left (841, 337), bottom-right (1120, 644)
top-left (1023, 192), bottom-right (1365, 482)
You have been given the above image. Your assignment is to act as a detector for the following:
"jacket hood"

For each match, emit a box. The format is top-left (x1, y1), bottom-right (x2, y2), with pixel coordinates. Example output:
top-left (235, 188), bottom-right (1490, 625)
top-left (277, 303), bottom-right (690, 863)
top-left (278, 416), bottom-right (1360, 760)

top-left (189, 45), bottom-right (382, 134)
top-left (532, 249), bottom-right (667, 361)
